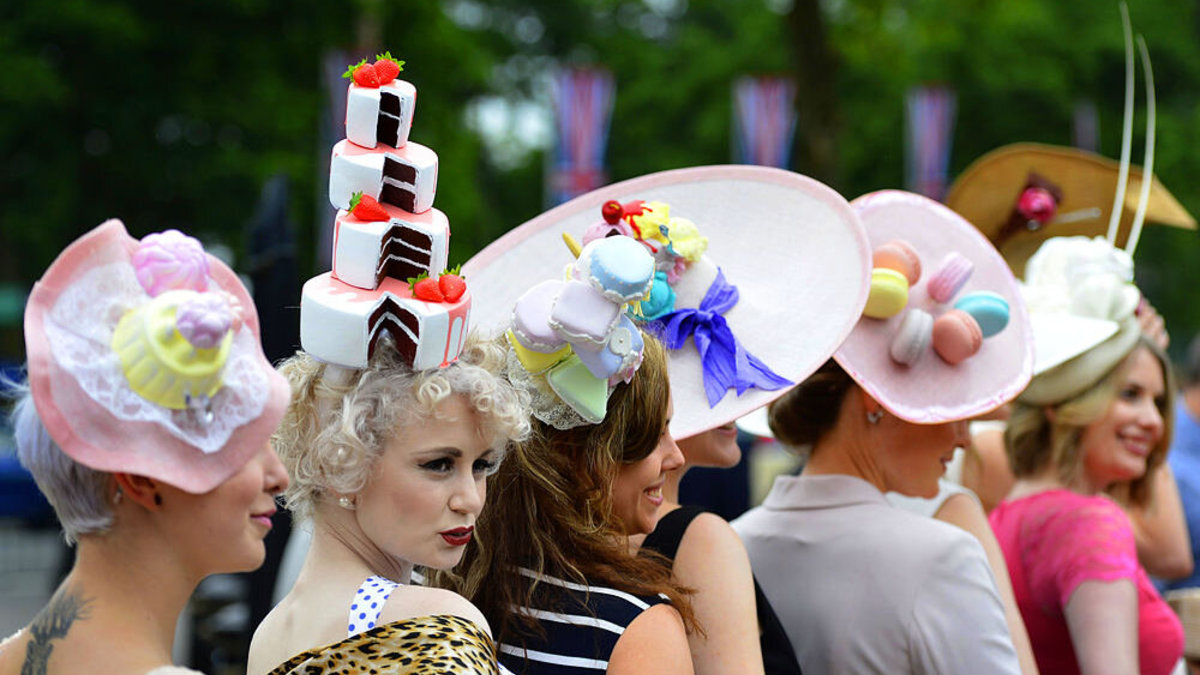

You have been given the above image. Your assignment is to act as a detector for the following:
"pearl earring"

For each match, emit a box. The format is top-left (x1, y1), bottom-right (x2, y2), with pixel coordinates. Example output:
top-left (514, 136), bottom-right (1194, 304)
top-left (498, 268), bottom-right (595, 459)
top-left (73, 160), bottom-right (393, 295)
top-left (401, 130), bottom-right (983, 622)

top-left (338, 496), bottom-right (356, 511)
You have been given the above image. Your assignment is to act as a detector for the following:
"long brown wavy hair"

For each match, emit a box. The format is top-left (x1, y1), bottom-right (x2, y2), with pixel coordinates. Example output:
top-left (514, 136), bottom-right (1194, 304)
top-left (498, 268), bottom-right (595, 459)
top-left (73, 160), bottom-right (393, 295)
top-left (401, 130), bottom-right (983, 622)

top-left (441, 334), bottom-right (696, 647)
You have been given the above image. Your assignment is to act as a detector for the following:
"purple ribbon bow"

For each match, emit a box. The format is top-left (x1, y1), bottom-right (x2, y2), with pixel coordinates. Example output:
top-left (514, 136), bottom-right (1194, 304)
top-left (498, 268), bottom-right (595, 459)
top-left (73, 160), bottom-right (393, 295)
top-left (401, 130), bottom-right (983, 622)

top-left (648, 268), bottom-right (792, 407)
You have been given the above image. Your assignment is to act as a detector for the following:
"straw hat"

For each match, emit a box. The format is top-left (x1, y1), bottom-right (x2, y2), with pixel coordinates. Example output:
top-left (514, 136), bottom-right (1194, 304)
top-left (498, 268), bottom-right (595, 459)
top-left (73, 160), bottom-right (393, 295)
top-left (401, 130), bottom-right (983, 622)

top-left (944, 143), bottom-right (1195, 277)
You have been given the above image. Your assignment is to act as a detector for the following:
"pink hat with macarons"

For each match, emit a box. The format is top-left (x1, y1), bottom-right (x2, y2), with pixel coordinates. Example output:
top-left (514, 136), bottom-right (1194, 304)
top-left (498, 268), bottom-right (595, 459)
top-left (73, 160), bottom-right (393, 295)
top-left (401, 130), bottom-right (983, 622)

top-left (834, 190), bottom-right (1034, 424)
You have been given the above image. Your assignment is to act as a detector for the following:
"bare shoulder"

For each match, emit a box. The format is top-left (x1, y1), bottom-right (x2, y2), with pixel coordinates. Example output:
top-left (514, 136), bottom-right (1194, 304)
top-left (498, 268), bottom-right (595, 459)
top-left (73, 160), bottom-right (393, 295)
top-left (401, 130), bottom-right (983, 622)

top-left (673, 512), bottom-right (753, 581)
top-left (934, 491), bottom-right (990, 534)
top-left (379, 585), bottom-right (491, 636)
top-left (676, 511), bottom-right (748, 559)
top-left (609, 604), bottom-right (693, 675)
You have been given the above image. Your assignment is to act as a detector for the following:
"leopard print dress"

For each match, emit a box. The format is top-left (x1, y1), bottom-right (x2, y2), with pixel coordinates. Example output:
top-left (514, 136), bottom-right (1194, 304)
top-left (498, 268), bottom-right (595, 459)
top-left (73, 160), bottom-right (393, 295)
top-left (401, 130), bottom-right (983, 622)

top-left (266, 575), bottom-right (498, 674)
top-left (265, 614), bottom-right (498, 674)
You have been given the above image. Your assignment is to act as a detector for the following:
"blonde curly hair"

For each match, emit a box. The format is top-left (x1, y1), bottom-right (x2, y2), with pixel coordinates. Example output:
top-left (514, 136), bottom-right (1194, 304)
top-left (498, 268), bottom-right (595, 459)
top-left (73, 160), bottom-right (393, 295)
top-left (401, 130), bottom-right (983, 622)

top-left (273, 332), bottom-right (531, 521)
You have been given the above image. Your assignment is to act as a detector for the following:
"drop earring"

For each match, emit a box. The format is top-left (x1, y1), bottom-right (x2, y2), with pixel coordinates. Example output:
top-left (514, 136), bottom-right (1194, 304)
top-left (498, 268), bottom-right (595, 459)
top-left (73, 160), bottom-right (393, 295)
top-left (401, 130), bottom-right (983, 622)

top-left (112, 487), bottom-right (123, 505)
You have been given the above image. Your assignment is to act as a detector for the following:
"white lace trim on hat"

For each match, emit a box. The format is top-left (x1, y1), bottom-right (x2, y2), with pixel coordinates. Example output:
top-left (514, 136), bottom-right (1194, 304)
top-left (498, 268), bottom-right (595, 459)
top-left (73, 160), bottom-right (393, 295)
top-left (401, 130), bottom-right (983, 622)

top-left (42, 262), bottom-right (269, 454)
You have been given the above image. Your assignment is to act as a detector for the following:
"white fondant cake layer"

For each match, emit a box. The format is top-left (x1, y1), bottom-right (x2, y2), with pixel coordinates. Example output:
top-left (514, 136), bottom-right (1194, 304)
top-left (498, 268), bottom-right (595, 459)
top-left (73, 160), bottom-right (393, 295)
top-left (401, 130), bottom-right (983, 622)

top-left (300, 272), bottom-right (470, 370)
top-left (330, 139), bottom-right (438, 214)
top-left (345, 79), bottom-right (416, 149)
top-left (332, 205), bottom-right (450, 290)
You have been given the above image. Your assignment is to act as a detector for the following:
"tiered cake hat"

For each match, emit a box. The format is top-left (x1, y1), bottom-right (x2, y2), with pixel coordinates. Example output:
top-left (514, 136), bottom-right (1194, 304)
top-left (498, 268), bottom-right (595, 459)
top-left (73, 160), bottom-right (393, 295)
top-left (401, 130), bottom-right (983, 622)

top-left (300, 55), bottom-right (469, 369)
top-left (24, 220), bottom-right (290, 493)
top-left (464, 165), bottom-right (872, 439)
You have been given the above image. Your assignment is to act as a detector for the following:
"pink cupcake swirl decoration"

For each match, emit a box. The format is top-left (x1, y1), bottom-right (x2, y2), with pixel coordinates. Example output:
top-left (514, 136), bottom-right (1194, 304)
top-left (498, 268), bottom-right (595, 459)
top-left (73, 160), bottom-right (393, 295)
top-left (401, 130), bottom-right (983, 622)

top-left (132, 230), bottom-right (211, 297)
top-left (176, 293), bottom-right (234, 350)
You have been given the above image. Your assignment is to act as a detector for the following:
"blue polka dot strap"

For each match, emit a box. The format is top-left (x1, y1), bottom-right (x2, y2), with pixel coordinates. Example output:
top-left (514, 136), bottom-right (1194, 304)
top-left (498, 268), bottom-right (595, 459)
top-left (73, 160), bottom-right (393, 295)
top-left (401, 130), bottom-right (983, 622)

top-left (347, 575), bottom-right (400, 637)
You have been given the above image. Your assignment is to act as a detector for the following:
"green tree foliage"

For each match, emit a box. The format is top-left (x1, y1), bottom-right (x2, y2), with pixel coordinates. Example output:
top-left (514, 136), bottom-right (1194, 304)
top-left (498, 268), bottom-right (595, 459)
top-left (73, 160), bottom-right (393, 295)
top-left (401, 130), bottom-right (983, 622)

top-left (3, 0), bottom-right (1199, 359)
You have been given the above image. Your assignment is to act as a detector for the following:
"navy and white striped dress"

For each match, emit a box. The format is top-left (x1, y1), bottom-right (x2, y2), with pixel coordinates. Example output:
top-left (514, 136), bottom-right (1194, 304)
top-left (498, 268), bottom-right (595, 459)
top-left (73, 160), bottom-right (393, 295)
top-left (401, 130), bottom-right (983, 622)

top-left (497, 568), bottom-right (670, 674)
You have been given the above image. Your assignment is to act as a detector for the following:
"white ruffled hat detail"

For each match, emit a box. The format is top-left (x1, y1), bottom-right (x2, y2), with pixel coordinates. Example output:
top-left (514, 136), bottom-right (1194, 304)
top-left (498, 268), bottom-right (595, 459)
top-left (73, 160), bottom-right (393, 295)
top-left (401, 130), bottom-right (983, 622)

top-left (24, 220), bottom-right (290, 493)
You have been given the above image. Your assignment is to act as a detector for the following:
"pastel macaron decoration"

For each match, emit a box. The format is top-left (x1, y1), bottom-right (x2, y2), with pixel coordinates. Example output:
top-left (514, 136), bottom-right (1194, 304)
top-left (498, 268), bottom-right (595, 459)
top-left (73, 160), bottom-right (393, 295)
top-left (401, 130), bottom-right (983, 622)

top-left (574, 236), bottom-right (656, 303)
top-left (506, 236), bottom-right (655, 427)
top-left (926, 252), bottom-right (974, 303)
top-left (864, 240), bottom-right (921, 319)
top-left (864, 268), bottom-right (909, 319)
top-left (954, 291), bottom-right (1010, 338)
top-left (889, 309), bottom-right (933, 366)
top-left (873, 240), bottom-right (922, 285)
top-left (836, 190), bottom-right (1033, 425)
top-left (132, 230), bottom-right (212, 297)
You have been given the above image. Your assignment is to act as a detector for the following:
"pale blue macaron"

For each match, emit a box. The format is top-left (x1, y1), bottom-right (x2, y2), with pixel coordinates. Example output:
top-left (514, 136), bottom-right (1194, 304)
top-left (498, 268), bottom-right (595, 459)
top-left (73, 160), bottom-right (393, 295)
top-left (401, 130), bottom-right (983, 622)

top-left (954, 291), bottom-right (1010, 338)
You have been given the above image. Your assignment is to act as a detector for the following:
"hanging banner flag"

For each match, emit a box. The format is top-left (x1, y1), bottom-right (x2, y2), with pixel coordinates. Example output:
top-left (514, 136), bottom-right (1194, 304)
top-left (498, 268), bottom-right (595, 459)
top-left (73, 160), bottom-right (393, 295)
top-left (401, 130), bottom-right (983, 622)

top-left (732, 76), bottom-right (798, 168)
top-left (1073, 100), bottom-right (1099, 152)
top-left (549, 67), bottom-right (615, 206)
top-left (905, 85), bottom-right (957, 200)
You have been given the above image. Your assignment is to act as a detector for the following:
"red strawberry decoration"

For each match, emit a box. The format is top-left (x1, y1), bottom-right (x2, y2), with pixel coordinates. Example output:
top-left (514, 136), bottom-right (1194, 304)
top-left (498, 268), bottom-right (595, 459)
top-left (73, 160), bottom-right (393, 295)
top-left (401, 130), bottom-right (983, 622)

top-left (438, 273), bottom-right (466, 302)
top-left (409, 275), bottom-right (445, 302)
top-left (373, 51), bottom-right (405, 85)
top-left (349, 192), bottom-right (389, 222)
top-left (342, 58), bottom-right (380, 88)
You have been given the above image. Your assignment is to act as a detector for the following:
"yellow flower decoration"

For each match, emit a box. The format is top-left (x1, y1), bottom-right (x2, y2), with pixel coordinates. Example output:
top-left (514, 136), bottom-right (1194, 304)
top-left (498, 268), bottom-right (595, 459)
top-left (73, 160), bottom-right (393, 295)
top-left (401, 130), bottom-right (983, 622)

top-left (631, 201), bottom-right (672, 245)
top-left (666, 217), bottom-right (708, 262)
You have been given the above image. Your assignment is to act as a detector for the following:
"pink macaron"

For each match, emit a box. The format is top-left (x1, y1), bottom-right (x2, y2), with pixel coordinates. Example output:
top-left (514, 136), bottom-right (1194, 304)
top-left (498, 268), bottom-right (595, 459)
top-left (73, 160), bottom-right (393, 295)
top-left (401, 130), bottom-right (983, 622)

top-left (932, 309), bottom-right (983, 365)
top-left (889, 309), bottom-right (933, 366)
top-left (873, 240), bottom-right (922, 286)
top-left (926, 252), bottom-right (974, 303)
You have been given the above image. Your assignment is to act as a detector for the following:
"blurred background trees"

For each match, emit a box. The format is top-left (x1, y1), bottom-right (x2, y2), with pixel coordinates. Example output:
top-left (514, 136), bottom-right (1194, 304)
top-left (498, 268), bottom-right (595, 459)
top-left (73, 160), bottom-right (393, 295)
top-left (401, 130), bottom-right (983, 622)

top-left (2, 0), bottom-right (1198, 356)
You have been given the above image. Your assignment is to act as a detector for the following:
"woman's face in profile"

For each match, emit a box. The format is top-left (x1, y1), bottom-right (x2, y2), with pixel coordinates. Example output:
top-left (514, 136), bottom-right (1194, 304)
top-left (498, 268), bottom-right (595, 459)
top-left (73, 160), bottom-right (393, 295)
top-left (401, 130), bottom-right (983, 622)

top-left (1079, 347), bottom-right (1166, 489)
top-left (612, 398), bottom-right (685, 535)
top-left (880, 415), bottom-right (970, 499)
top-left (167, 441), bottom-right (289, 575)
top-left (677, 423), bottom-right (741, 470)
top-left (354, 394), bottom-right (498, 570)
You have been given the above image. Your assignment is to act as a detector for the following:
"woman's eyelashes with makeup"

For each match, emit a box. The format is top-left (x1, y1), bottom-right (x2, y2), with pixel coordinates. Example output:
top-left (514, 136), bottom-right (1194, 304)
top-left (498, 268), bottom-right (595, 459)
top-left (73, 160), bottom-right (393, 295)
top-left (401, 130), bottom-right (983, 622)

top-left (417, 450), bottom-right (497, 477)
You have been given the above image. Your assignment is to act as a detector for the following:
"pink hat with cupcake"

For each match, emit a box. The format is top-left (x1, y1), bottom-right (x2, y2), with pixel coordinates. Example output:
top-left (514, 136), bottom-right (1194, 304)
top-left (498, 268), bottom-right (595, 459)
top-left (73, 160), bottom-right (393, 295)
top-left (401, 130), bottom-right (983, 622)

top-left (464, 165), bottom-right (871, 440)
top-left (23, 219), bottom-right (290, 493)
top-left (834, 190), bottom-right (1034, 424)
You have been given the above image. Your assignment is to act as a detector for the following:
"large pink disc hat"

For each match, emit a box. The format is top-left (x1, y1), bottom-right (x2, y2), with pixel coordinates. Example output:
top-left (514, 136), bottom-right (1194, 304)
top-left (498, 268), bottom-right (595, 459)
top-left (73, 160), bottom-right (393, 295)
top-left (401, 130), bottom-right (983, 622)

top-left (24, 219), bottom-right (290, 493)
top-left (464, 165), bottom-right (871, 440)
top-left (835, 190), bottom-right (1034, 424)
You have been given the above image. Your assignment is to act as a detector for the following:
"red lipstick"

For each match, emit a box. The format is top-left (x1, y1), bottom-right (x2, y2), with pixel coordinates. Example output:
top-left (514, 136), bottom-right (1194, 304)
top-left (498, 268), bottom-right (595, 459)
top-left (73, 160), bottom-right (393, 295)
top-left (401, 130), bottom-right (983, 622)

top-left (440, 526), bottom-right (474, 547)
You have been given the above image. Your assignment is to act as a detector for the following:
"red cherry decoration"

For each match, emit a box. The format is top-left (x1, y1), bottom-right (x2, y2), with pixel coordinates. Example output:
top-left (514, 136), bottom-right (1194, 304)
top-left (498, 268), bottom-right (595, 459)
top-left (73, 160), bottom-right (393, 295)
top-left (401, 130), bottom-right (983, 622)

top-left (602, 200), bottom-right (623, 225)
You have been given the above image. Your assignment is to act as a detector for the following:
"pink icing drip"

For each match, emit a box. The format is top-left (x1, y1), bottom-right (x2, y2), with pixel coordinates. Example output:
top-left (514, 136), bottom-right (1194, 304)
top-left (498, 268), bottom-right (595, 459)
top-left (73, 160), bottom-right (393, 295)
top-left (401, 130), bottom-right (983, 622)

top-left (132, 230), bottom-right (211, 297)
top-left (176, 293), bottom-right (233, 349)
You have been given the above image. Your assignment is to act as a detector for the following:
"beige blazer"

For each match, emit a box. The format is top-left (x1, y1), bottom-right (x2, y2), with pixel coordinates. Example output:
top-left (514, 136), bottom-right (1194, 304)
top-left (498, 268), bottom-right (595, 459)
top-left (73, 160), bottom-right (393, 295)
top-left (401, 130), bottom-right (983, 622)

top-left (732, 474), bottom-right (1021, 674)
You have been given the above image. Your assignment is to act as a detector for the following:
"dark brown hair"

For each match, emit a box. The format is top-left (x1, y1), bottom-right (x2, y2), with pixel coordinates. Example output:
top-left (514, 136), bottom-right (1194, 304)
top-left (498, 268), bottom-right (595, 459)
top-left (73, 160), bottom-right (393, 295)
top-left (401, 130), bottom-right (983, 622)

top-left (444, 334), bottom-right (695, 648)
top-left (768, 359), bottom-right (856, 449)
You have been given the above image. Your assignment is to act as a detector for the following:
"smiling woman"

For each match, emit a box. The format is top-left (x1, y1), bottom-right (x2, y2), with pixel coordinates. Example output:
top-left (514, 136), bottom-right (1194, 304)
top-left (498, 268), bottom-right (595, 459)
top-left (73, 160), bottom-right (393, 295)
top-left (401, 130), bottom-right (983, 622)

top-left (246, 333), bottom-right (530, 675)
top-left (995, 337), bottom-right (1181, 675)
top-left (437, 233), bottom-right (696, 675)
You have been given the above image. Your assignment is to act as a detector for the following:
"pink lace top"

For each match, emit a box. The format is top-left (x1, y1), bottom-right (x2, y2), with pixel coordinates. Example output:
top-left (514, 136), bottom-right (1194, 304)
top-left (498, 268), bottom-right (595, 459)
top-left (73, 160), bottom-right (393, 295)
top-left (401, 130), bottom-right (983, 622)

top-left (990, 490), bottom-right (1183, 675)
